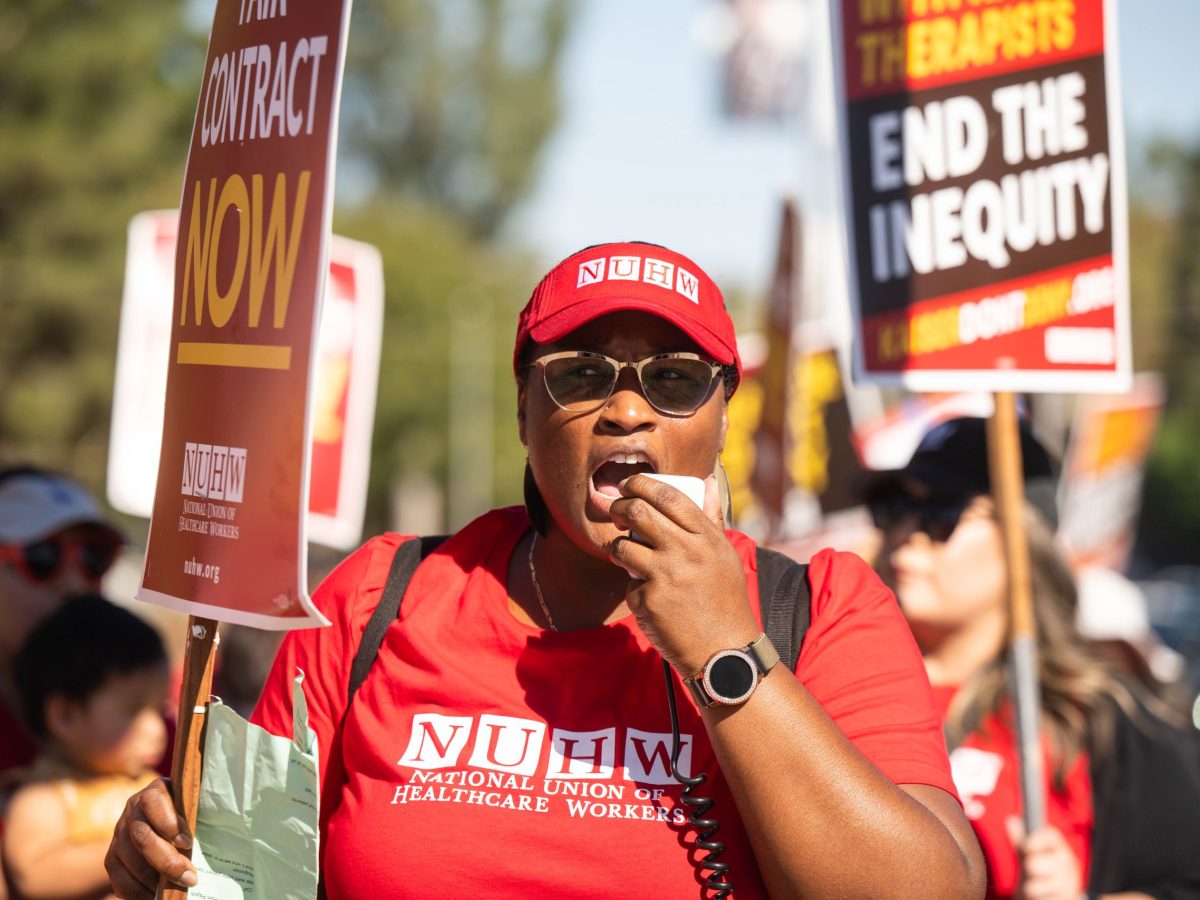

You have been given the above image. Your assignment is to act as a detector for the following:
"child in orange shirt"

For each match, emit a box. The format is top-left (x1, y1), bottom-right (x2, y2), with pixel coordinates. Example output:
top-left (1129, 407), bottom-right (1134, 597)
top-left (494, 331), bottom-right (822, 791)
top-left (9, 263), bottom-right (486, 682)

top-left (2, 595), bottom-right (168, 900)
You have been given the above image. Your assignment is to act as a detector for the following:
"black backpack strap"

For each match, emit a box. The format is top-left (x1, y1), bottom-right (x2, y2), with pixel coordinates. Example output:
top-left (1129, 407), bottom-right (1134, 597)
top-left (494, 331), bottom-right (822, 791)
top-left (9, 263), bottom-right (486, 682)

top-left (346, 534), bottom-right (447, 707)
top-left (755, 546), bottom-right (811, 672)
top-left (323, 535), bottom-right (444, 900)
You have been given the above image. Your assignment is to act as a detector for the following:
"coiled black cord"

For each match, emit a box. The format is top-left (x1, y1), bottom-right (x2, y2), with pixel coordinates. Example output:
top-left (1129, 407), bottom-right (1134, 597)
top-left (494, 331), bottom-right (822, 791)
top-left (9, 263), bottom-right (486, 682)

top-left (664, 659), bottom-right (733, 898)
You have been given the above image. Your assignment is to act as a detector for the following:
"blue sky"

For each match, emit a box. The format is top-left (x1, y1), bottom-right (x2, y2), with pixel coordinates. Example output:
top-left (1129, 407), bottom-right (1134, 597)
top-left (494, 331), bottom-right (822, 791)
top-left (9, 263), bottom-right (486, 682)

top-left (510, 0), bottom-right (1200, 298)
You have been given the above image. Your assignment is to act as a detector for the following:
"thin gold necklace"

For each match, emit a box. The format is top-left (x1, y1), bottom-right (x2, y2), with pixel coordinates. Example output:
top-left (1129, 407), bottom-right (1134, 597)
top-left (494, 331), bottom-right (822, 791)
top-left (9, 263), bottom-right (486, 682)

top-left (527, 532), bottom-right (558, 632)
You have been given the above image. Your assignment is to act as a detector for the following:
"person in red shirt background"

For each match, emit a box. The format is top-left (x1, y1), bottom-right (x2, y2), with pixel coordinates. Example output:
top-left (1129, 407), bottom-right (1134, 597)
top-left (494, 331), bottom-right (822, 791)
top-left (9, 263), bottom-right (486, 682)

top-left (869, 417), bottom-right (1200, 900)
top-left (105, 242), bottom-right (985, 898)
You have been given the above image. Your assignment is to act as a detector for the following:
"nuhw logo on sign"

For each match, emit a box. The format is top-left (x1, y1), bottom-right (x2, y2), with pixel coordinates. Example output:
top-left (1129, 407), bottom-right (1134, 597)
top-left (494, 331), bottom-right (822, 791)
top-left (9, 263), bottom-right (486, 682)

top-left (181, 443), bottom-right (247, 502)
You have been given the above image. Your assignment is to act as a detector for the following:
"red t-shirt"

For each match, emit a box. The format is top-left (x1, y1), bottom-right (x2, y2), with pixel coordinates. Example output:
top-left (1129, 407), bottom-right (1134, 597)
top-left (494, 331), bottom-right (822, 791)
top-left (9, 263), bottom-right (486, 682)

top-left (0, 693), bottom-right (39, 842)
top-left (253, 507), bottom-right (956, 898)
top-left (0, 694), bottom-right (38, 778)
top-left (932, 686), bottom-right (1094, 899)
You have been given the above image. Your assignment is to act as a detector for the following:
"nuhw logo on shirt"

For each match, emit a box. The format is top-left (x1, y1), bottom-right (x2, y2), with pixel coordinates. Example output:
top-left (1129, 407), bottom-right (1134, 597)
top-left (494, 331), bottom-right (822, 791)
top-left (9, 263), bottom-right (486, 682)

top-left (576, 256), bottom-right (701, 304)
top-left (391, 714), bottom-right (693, 824)
top-left (397, 713), bottom-right (692, 785)
top-left (949, 746), bottom-right (1004, 820)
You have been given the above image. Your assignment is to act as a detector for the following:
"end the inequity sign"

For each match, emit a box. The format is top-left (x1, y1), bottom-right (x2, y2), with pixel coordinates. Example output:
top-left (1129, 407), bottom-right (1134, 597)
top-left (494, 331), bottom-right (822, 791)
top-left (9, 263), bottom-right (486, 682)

top-left (833, 0), bottom-right (1131, 393)
top-left (139, 0), bottom-right (353, 629)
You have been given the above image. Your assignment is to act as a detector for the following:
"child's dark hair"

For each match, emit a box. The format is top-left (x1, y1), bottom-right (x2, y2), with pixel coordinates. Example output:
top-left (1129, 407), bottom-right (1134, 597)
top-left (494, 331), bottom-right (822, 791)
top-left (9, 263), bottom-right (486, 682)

top-left (14, 594), bottom-right (167, 739)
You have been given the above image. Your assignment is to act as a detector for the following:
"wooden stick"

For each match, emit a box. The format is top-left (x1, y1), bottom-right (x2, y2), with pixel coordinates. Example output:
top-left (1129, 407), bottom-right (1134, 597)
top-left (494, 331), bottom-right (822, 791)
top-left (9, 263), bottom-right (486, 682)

top-left (986, 392), bottom-right (1045, 834)
top-left (158, 616), bottom-right (219, 900)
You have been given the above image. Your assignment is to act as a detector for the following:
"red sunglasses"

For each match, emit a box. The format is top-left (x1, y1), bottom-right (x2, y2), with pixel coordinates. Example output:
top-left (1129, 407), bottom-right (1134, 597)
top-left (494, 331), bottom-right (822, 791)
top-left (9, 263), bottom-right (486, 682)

top-left (0, 532), bottom-right (121, 584)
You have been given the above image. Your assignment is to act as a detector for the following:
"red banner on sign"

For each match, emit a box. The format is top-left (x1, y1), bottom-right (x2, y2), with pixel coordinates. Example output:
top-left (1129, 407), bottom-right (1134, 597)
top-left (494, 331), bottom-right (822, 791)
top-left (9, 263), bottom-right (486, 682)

top-left (840, 0), bottom-right (1105, 102)
top-left (139, 0), bottom-right (352, 628)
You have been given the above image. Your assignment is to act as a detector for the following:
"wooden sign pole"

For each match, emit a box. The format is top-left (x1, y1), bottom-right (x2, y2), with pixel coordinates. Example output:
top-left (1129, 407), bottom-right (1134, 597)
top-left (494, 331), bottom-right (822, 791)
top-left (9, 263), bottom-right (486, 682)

top-left (157, 616), bottom-right (219, 900)
top-left (986, 393), bottom-right (1045, 835)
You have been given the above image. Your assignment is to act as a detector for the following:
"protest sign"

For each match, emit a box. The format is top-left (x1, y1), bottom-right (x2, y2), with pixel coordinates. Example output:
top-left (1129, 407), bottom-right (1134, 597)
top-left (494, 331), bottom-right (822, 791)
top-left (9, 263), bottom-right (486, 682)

top-left (727, 199), bottom-right (869, 536)
top-left (109, 211), bottom-right (382, 551)
top-left (1058, 373), bottom-right (1164, 570)
top-left (794, 346), bottom-right (867, 517)
top-left (707, 0), bottom-right (808, 121)
top-left (750, 199), bottom-right (801, 531)
top-left (832, 0), bottom-right (1130, 393)
top-left (138, 0), bottom-right (353, 628)
top-left (306, 241), bottom-right (383, 549)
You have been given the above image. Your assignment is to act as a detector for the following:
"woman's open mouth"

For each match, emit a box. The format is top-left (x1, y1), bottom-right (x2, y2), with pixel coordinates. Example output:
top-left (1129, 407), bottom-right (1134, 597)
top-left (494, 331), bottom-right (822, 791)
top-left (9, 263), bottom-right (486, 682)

top-left (589, 451), bottom-right (656, 514)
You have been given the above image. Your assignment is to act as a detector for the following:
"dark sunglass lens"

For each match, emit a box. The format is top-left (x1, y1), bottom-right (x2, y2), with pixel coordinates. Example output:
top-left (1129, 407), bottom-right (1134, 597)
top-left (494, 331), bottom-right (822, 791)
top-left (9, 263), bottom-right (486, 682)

top-left (868, 493), bottom-right (911, 531)
top-left (542, 356), bottom-right (617, 408)
top-left (922, 498), bottom-right (968, 542)
top-left (81, 541), bottom-right (119, 579)
top-left (641, 358), bottom-right (714, 413)
top-left (22, 541), bottom-right (62, 580)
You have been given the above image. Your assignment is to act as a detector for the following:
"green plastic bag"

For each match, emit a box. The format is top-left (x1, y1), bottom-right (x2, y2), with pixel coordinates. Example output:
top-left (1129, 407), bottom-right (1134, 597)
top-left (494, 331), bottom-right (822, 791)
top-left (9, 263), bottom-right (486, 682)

top-left (189, 671), bottom-right (320, 900)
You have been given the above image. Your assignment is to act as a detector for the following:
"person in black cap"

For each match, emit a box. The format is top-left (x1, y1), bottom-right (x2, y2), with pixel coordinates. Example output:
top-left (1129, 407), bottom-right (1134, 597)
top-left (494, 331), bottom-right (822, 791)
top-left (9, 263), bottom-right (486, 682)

top-left (868, 416), bottom-right (1200, 900)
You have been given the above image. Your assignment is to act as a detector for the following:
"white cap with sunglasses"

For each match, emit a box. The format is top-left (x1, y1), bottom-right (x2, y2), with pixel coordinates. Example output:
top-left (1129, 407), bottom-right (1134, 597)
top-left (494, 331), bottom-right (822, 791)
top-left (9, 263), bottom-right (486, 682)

top-left (0, 471), bottom-right (122, 546)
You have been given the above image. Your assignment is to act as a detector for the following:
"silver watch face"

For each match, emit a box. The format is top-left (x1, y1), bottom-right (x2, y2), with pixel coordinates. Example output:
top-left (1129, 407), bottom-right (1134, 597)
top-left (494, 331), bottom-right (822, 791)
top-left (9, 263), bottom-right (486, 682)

top-left (704, 649), bottom-right (757, 704)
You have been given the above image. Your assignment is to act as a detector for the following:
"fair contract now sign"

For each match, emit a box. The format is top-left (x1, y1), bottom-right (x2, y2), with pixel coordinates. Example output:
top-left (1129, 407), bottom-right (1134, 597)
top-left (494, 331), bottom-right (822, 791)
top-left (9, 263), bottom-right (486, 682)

top-left (138, 0), bottom-right (353, 628)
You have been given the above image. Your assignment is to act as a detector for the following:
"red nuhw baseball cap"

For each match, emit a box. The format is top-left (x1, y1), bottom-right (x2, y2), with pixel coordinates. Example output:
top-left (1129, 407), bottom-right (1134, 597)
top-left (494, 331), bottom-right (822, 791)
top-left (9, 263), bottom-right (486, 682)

top-left (514, 242), bottom-right (743, 392)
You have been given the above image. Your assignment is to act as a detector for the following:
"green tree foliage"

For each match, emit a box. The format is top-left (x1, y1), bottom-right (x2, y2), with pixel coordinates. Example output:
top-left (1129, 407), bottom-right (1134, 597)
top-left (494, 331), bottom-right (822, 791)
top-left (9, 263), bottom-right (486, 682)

top-left (0, 1), bottom-right (202, 480)
top-left (335, 198), bottom-right (533, 534)
top-left (1159, 141), bottom-right (1200, 411)
top-left (342, 0), bottom-right (570, 238)
top-left (334, 0), bottom-right (573, 532)
top-left (0, 0), bottom-right (571, 536)
top-left (1134, 140), bottom-right (1200, 566)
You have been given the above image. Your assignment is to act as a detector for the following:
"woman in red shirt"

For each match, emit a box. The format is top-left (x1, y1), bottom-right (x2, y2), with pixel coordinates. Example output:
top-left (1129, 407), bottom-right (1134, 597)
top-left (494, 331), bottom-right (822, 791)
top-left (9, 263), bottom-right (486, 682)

top-left (105, 243), bottom-right (984, 898)
top-left (869, 416), bottom-right (1200, 900)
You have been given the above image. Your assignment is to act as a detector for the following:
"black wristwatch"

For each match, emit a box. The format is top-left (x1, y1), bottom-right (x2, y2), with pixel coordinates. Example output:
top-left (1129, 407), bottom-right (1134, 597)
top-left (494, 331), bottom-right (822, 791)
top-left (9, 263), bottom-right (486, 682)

top-left (684, 633), bottom-right (780, 708)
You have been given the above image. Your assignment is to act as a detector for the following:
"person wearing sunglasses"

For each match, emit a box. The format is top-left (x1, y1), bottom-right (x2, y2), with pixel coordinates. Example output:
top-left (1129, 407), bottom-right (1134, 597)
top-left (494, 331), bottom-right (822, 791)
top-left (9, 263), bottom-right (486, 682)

top-left (105, 242), bottom-right (983, 899)
top-left (0, 467), bottom-right (124, 781)
top-left (869, 417), bottom-right (1200, 900)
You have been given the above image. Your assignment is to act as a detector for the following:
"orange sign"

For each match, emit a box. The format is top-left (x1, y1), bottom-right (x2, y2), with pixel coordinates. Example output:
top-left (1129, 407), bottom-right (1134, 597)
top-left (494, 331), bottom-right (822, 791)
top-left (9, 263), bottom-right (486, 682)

top-left (1058, 374), bottom-right (1164, 569)
top-left (139, 0), bottom-right (352, 628)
